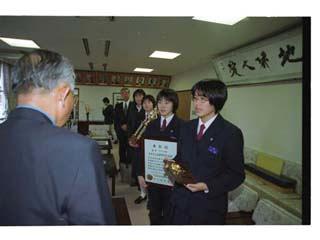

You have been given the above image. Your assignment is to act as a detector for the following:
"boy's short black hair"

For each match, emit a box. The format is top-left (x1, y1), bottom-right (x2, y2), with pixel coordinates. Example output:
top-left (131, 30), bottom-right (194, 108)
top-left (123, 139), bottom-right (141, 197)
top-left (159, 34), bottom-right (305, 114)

top-left (103, 97), bottom-right (110, 104)
top-left (191, 79), bottom-right (228, 113)
top-left (133, 88), bottom-right (146, 98)
top-left (142, 94), bottom-right (156, 108)
top-left (156, 88), bottom-right (179, 113)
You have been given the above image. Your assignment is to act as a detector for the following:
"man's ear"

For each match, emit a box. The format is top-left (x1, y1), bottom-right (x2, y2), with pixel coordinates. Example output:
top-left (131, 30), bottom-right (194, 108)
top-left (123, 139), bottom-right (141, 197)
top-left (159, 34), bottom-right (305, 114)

top-left (55, 84), bottom-right (71, 105)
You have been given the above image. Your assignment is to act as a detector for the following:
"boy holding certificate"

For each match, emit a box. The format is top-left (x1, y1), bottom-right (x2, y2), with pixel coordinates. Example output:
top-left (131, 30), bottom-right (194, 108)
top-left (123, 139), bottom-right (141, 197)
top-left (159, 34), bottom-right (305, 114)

top-left (138, 89), bottom-right (184, 225)
top-left (168, 80), bottom-right (245, 225)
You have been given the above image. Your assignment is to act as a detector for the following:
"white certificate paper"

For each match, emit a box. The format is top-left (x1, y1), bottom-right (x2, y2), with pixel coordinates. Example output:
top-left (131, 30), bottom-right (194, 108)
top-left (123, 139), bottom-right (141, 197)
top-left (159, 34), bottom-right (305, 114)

top-left (144, 139), bottom-right (177, 186)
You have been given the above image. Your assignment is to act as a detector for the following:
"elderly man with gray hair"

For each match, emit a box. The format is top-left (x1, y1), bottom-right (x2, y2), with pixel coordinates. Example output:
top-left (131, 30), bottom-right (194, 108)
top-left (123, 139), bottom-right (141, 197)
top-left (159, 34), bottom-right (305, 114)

top-left (0, 50), bottom-right (116, 225)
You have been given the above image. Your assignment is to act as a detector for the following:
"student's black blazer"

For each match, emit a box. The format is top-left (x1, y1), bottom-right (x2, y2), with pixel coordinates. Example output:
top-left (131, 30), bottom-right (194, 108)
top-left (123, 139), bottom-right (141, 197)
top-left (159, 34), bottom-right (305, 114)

top-left (127, 106), bottom-right (145, 137)
top-left (170, 114), bottom-right (245, 217)
top-left (136, 115), bottom-right (184, 177)
top-left (102, 104), bottom-right (114, 124)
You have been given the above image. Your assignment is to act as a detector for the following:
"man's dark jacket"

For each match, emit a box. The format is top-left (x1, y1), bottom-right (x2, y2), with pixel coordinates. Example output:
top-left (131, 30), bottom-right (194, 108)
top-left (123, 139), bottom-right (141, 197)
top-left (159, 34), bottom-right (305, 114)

top-left (0, 108), bottom-right (116, 225)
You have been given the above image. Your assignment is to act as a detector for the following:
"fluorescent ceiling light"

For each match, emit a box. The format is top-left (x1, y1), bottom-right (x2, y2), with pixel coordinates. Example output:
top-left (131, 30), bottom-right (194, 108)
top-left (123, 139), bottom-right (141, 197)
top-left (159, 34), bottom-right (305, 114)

top-left (0, 53), bottom-right (23, 59)
top-left (149, 51), bottom-right (181, 60)
top-left (134, 68), bottom-right (154, 73)
top-left (0, 37), bottom-right (40, 48)
top-left (192, 16), bottom-right (246, 25)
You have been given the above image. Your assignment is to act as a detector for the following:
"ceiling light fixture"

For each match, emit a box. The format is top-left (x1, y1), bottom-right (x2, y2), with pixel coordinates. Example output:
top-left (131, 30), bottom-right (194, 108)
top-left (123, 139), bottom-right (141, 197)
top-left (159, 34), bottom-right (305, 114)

top-left (0, 37), bottom-right (40, 49)
top-left (82, 38), bottom-right (90, 56)
top-left (149, 51), bottom-right (180, 60)
top-left (0, 53), bottom-right (23, 60)
top-left (192, 16), bottom-right (246, 25)
top-left (134, 68), bottom-right (154, 73)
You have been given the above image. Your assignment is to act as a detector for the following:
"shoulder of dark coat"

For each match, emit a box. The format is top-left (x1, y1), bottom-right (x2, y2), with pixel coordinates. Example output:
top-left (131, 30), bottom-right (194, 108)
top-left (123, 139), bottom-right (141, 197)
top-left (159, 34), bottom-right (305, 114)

top-left (51, 126), bottom-right (97, 148)
top-left (219, 116), bottom-right (243, 136)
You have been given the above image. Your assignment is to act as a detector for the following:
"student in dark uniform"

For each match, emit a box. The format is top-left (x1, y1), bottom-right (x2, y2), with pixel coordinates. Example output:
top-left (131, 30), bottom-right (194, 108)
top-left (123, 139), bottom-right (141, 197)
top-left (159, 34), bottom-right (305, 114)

top-left (102, 97), bottom-right (117, 142)
top-left (168, 79), bottom-right (245, 225)
top-left (127, 89), bottom-right (145, 186)
top-left (136, 89), bottom-right (184, 225)
top-left (102, 97), bottom-right (114, 125)
top-left (129, 95), bottom-right (156, 204)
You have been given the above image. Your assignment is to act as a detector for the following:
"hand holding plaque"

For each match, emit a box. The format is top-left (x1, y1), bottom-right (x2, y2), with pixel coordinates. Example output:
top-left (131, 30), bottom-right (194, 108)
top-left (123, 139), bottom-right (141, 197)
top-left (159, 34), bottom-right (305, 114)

top-left (129, 108), bottom-right (158, 147)
top-left (163, 159), bottom-right (196, 185)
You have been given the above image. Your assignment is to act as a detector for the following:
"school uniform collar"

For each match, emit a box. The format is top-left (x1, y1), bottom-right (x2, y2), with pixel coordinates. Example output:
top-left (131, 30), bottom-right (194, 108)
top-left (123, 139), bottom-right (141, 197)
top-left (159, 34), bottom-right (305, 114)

top-left (123, 100), bottom-right (130, 108)
top-left (197, 113), bottom-right (218, 134)
top-left (136, 104), bottom-right (142, 112)
top-left (160, 113), bottom-right (174, 127)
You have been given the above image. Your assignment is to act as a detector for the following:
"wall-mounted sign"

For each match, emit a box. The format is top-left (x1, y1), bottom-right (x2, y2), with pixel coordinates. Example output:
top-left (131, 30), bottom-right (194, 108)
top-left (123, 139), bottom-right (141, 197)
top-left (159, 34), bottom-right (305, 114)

top-left (75, 70), bottom-right (171, 89)
top-left (212, 27), bottom-right (302, 85)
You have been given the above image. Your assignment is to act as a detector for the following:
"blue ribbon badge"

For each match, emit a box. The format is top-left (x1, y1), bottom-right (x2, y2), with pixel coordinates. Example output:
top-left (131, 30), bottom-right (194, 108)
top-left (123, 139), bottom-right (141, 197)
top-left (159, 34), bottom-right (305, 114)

top-left (208, 146), bottom-right (218, 155)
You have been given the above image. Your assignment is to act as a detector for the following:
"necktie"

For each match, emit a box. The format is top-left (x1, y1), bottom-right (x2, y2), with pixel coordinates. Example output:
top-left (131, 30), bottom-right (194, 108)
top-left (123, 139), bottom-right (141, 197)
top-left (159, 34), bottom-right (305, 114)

top-left (124, 102), bottom-right (128, 116)
top-left (196, 124), bottom-right (206, 140)
top-left (161, 118), bottom-right (167, 131)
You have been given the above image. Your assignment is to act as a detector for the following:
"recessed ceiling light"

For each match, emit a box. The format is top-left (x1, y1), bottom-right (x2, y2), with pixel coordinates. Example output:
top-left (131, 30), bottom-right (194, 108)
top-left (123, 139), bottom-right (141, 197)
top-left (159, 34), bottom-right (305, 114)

top-left (192, 16), bottom-right (246, 25)
top-left (0, 53), bottom-right (23, 59)
top-left (0, 37), bottom-right (40, 49)
top-left (134, 68), bottom-right (154, 73)
top-left (149, 51), bottom-right (181, 60)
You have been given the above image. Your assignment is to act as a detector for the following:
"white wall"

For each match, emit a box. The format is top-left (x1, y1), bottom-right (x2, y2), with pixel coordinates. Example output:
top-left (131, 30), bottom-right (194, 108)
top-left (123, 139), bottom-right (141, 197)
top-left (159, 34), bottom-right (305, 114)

top-left (221, 82), bottom-right (302, 164)
top-left (172, 62), bottom-right (302, 164)
top-left (76, 85), bottom-right (160, 121)
top-left (170, 62), bottom-right (218, 91)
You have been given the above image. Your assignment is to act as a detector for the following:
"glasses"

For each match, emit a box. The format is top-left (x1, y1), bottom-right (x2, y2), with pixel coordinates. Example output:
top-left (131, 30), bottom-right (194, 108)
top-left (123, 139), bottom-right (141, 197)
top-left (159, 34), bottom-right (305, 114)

top-left (66, 90), bottom-right (78, 106)
top-left (192, 96), bottom-right (209, 104)
top-left (73, 96), bottom-right (79, 107)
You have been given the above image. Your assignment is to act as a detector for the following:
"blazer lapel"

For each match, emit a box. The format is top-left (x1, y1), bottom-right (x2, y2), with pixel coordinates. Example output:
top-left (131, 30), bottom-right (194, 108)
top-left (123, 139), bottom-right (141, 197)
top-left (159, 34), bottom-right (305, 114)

top-left (189, 115), bottom-right (225, 170)
top-left (155, 117), bottom-right (161, 131)
top-left (189, 119), bottom-right (199, 170)
top-left (166, 115), bottom-right (176, 130)
top-left (201, 114), bottom-right (225, 143)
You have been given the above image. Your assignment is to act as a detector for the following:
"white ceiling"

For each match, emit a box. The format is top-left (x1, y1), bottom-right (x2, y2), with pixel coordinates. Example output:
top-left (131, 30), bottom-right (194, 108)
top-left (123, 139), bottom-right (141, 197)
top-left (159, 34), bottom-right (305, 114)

top-left (0, 16), bottom-right (302, 76)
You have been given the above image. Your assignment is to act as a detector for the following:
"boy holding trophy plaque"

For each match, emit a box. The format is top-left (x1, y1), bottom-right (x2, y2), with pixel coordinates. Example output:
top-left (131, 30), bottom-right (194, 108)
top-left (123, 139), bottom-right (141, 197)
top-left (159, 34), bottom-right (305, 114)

top-left (166, 80), bottom-right (245, 225)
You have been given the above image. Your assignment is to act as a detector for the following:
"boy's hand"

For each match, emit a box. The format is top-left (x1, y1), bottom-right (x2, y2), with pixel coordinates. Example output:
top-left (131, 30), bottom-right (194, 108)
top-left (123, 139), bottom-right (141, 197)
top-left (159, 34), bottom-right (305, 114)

top-left (184, 182), bottom-right (208, 192)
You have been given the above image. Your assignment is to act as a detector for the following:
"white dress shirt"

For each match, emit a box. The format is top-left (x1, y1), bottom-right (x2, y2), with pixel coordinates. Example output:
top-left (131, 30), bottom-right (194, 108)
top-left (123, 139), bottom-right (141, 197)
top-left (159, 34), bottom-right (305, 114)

top-left (136, 105), bottom-right (142, 112)
top-left (123, 100), bottom-right (130, 110)
top-left (160, 114), bottom-right (174, 128)
top-left (197, 113), bottom-right (218, 135)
